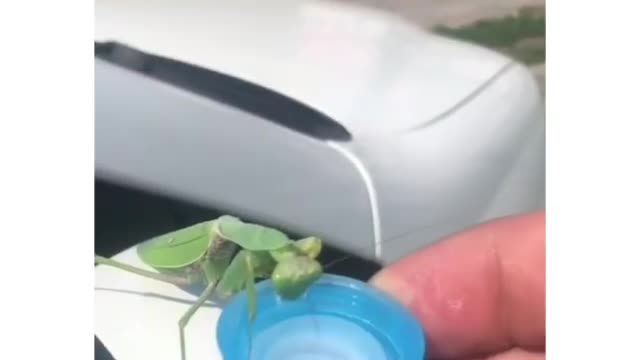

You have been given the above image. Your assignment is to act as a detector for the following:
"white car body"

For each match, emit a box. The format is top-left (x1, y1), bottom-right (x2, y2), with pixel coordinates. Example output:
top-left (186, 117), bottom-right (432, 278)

top-left (95, 1), bottom-right (544, 358)
top-left (95, 0), bottom-right (544, 263)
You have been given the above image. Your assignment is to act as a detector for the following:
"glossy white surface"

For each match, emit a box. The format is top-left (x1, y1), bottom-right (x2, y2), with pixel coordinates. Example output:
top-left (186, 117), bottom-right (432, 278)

top-left (348, 62), bottom-right (545, 256)
top-left (95, 0), bottom-right (510, 136)
top-left (95, 247), bottom-right (224, 360)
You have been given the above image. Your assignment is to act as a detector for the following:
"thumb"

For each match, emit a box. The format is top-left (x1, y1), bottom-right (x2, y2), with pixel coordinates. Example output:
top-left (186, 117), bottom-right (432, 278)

top-left (370, 211), bottom-right (545, 359)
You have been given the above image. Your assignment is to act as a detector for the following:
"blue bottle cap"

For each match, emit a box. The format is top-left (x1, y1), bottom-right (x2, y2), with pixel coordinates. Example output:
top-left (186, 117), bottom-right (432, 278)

top-left (217, 274), bottom-right (426, 360)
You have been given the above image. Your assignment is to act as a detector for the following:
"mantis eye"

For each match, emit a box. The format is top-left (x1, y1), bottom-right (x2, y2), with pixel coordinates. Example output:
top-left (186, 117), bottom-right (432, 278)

top-left (271, 256), bottom-right (322, 299)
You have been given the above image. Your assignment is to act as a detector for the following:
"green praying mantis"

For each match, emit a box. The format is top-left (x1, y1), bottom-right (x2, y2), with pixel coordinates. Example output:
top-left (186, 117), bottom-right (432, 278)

top-left (94, 215), bottom-right (324, 360)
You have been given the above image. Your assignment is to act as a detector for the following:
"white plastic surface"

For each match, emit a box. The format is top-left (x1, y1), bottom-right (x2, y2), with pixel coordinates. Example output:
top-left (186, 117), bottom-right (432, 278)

top-left (95, 247), bottom-right (224, 360)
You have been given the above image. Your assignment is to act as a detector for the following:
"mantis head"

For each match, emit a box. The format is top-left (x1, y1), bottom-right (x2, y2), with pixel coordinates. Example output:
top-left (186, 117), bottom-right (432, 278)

top-left (271, 237), bottom-right (323, 299)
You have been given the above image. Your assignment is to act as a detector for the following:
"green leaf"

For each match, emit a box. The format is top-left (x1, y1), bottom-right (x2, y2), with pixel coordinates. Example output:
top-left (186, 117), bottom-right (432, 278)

top-left (218, 221), bottom-right (290, 251)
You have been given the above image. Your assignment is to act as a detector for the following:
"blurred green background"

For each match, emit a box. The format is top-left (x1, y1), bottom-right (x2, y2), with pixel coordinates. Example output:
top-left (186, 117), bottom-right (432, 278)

top-left (434, 6), bottom-right (545, 66)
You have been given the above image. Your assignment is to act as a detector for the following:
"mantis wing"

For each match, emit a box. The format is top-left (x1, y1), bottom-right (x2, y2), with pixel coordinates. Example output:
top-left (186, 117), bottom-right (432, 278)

top-left (136, 221), bottom-right (215, 269)
top-left (218, 220), bottom-right (290, 251)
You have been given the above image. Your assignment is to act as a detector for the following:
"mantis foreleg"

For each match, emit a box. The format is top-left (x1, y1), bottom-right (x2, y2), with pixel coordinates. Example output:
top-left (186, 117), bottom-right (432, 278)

top-left (245, 254), bottom-right (257, 320)
top-left (216, 250), bottom-right (274, 299)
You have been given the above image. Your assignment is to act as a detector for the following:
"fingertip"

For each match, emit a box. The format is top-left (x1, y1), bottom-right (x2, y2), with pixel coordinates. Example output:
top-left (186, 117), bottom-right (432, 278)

top-left (369, 211), bottom-right (545, 359)
top-left (369, 270), bottom-right (415, 307)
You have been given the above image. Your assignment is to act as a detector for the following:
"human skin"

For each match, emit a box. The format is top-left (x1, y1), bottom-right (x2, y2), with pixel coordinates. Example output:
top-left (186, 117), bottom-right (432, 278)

top-left (370, 211), bottom-right (545, 360)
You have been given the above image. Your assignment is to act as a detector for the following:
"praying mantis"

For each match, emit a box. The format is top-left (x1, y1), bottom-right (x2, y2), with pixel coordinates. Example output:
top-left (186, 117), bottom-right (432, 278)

top-left (94, 215), bottom-right (324, 360)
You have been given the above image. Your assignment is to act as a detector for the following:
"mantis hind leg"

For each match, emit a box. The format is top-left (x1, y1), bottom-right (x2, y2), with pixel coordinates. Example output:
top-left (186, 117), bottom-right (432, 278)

top-left (178, 281), bottom-right (217, 360)
top-left (95, 255), bottom-right (195, 286)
